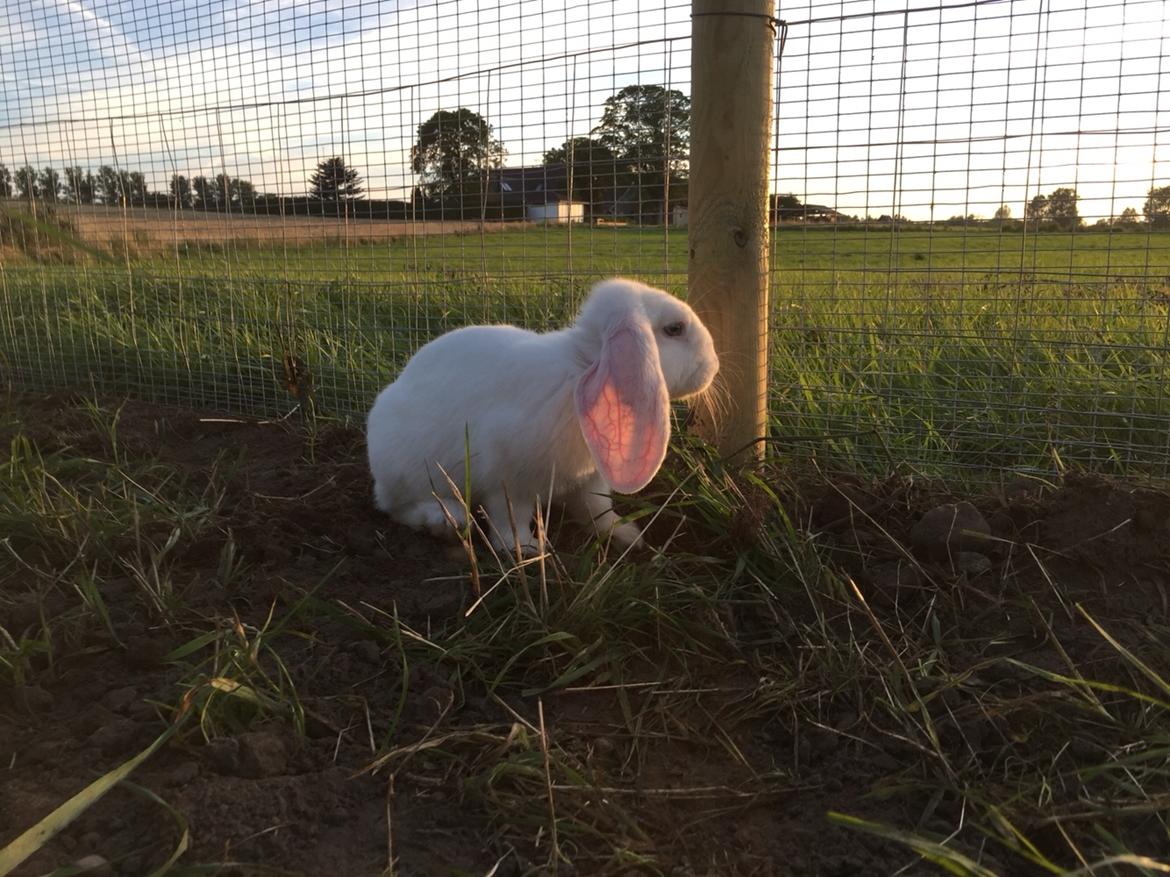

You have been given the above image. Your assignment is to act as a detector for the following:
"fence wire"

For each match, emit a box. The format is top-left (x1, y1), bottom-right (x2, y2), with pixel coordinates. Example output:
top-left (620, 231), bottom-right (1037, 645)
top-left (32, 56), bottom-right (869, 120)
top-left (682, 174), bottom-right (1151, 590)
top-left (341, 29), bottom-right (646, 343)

top-left (770, 0), bottom-right (1170, 478)
top-left (1, 0), bottom-right (1168, 481)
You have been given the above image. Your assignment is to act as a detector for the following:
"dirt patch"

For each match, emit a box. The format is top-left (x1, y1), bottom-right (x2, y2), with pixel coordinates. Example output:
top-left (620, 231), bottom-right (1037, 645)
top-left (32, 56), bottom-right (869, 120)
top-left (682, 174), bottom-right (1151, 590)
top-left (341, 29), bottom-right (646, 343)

top-left (55, 205), bottom-right (523, 252)
top-left (2, 394), bottom-right (1168, 875)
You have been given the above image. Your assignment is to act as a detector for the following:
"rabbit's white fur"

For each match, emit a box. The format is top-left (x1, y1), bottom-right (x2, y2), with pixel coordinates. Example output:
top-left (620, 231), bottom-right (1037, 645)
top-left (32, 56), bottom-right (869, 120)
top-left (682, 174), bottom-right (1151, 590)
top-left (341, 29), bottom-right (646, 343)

top-left (366, 277), bottom-right (719, 554)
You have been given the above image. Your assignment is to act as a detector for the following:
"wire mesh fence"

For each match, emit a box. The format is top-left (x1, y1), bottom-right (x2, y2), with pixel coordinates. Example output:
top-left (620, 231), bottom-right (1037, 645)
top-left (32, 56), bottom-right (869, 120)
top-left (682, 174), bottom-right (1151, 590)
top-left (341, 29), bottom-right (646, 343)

top-left (770, 0), bottom-right (1170, 478)
top-left (1, 0), bottom-right (1168, 482)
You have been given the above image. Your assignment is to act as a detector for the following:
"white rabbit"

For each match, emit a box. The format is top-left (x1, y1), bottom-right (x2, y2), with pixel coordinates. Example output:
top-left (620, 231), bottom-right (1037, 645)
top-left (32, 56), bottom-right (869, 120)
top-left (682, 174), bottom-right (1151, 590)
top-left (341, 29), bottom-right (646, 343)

top-left (366, 277), bottom-right (719, 554)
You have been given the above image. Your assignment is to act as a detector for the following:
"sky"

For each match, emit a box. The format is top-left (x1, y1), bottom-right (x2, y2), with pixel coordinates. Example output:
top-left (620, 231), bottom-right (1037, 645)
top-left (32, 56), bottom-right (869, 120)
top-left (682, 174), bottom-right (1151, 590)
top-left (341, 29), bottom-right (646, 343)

top-left (1, 0), bottom-right (1167, 222)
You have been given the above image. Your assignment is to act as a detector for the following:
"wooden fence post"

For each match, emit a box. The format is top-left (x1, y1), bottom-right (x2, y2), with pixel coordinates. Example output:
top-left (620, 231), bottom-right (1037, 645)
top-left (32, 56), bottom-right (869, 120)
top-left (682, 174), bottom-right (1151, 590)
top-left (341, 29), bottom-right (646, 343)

top-left (688, 0), bottom-right (775, 461)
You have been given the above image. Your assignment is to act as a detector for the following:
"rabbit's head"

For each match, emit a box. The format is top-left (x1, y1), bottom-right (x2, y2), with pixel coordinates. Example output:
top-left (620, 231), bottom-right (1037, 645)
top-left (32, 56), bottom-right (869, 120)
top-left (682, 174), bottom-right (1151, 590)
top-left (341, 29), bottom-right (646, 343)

top-left (572, 278), bottom-right (719, 494)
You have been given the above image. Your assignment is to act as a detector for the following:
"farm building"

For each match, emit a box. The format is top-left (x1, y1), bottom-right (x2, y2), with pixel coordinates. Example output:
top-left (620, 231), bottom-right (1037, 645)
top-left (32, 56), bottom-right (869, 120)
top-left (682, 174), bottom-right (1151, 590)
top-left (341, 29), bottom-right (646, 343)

top-left (487, 164), bottom-right (684, 224)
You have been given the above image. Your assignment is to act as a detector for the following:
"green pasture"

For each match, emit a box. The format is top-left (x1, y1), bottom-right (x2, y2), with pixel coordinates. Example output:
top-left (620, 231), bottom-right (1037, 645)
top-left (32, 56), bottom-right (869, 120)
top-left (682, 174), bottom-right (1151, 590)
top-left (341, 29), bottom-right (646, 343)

top-left (2, 224), bottom-right (1169, 479)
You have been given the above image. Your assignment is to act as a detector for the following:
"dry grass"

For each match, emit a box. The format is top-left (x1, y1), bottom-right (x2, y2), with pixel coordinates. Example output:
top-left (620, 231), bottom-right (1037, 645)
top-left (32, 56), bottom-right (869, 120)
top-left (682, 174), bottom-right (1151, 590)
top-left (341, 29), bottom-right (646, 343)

top-left (54, 204), bottom-right (523, 252)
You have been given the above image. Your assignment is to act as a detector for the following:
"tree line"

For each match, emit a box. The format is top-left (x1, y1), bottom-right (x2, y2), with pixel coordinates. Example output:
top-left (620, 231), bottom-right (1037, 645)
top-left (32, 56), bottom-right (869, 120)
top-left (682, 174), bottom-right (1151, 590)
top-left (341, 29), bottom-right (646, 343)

top-left (0, 85), bottom-right (688, 223)
top-left (0, 163), bottom-right (259, 209)
top-left (5, 83), bottom-right (1170, 229)
top-left (0, 155), bottom-right (382, 218)
top-left (979, 187), bottom-right (1170, 229)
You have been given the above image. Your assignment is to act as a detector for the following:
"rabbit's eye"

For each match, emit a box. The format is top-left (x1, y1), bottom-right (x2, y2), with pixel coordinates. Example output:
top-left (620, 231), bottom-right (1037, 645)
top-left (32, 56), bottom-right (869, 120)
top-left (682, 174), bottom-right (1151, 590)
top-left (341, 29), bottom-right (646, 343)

top-left (663, 321), bottom-right (686, 337)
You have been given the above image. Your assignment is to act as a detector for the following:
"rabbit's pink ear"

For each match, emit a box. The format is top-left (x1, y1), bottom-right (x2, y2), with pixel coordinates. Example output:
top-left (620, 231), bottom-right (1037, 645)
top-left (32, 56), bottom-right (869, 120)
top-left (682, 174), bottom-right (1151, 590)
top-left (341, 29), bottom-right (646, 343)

top-left (574, 316), bottom-right (670, 494)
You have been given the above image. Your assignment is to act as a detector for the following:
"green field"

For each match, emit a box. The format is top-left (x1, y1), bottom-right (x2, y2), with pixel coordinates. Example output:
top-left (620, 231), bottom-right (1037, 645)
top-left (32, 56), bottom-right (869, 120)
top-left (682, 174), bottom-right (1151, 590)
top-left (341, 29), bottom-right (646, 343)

top-left (3, 224), bottom-right (1169, 479)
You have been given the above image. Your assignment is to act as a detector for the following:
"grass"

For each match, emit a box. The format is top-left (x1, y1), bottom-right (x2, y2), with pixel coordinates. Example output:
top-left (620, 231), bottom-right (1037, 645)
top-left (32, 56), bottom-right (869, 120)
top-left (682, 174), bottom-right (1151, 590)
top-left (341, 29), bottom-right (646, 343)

top-left (2, 217), bottom-right (1169, 871)
top-left (3, 221), bottom-right (1169, 480)
top-left (2, 399), bottom-right (1169, 874)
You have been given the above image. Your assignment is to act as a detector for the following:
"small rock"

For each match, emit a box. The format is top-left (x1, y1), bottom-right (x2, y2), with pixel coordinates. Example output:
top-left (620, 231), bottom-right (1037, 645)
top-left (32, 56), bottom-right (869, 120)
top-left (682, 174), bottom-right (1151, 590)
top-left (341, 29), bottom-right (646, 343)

top-left (910, 502), bottom-right (992, 560)
top-left (237, 731), bottom-right (289, 778)
top-left (593, 736), bottom-right (616, 755)
top-left (79, 831), bottom-right (102, 850)
top-left (70, 854), bottom-right (113, 876)
top-left (15, 684), bottom-right (54, 712)
top-left (87, 719), bottom-right (139, 757)
top-left (954, 551), bottom-right (993, 578)
top-left (205, 736), bottom-right (241, 774)
top-left (350, 640), bottom-right (381, 664)
top-left (864, 560), bottom-right (922, 604)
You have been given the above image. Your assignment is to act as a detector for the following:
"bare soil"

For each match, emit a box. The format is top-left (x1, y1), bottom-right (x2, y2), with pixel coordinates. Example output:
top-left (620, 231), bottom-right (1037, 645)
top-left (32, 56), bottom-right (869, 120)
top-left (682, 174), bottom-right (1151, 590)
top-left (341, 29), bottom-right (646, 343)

top-left (56, 204), bottom-right (520, 249)
top-left (1, 394), bottom-right (1168, 875)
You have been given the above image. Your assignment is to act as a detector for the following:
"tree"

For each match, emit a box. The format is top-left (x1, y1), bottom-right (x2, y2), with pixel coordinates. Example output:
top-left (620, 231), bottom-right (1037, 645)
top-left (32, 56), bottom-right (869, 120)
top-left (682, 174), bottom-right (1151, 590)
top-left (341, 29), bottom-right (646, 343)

top-left (37, 168), bottom-right (55, 201)
top-left (308, 157), bottom-right (364, 203)
top-left (169, 174), bottom-right (192, 208)
top-left (1047, 187), bottom-right (1080, 230)
top-left (994, 204), bottom-right (1011, 221)
top-left (213, 173), bottom-right (233, 209)
top-left (1026, 188), bottom-right (1080, 230)
top-left (592, 85), bottom-right (691, 221)
top-left (0, 164), bottom-right (11, 198)
top-left (15, 165), bottom-right (37, 200)
top-left (1026, 194), bottom-right (1048, 223)
top-left (770, 193), bottom-right (805, 222)
top-left (595, 85), bottom-right (690, 177)
top-left (411, 109), bottom-right (505, 200)
top-left (1143, 185), bottom-right (1170, 228)
top-left (203, 173), bottom-right (258, 210)
top-left (234, 178), bottom-right (256, 209)
top-left (125, 172), bottom-right (147, 206)
top-left (38, 167), bottom-right (61, 202)
top-left (1117, 206), bottom-right (1140, 227)
top-left (191, 175), bottom-right (215, 209)
top-left (95, 165), bottom-right (125, 205)
top-left (64, 166), bottom-right (96, 203)
top-left (542, 137), bottom-right (619, 204)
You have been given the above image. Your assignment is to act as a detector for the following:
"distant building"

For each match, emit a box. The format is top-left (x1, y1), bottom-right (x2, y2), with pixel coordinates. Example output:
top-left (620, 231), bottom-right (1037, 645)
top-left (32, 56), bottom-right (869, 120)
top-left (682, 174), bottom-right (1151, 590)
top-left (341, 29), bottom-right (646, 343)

top-left (771, 198), bottom-right (846, 224)
top-left (528, 201), bottom-right (586, 224)
top-left (486, 164), bottom-right (684, 225)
